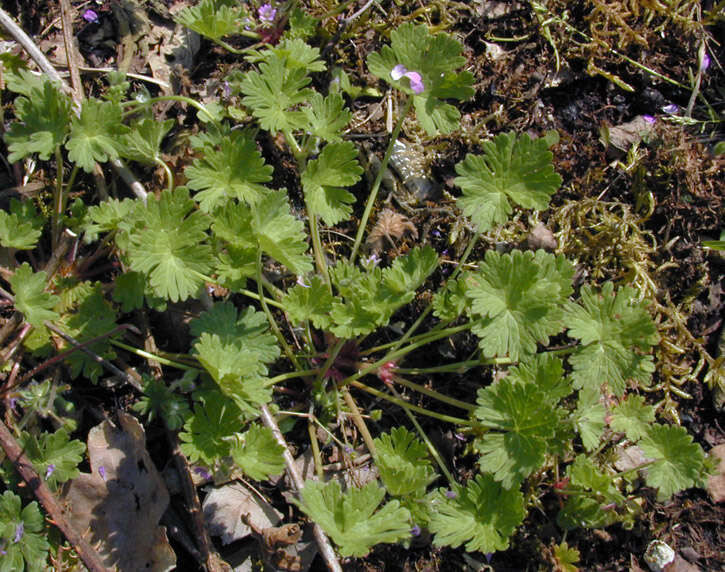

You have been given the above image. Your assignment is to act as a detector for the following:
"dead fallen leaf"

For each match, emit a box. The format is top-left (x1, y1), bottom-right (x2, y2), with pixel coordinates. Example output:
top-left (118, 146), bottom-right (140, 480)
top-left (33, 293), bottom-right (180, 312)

top-left (60, 412), bottom-right (175, 572)
top-left (366, 208), bottom-right (418, 254)
top-left (706, 443), bottom-right (725, 503)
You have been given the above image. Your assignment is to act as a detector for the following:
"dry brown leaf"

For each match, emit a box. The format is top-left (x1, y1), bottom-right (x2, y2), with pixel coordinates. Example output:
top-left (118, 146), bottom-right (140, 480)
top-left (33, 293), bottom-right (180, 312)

top-left (60, 412), bottom-right (175, 572)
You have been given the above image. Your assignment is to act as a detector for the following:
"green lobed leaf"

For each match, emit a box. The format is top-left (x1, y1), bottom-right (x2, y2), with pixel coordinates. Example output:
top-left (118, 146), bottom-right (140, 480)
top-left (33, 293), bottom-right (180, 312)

top-left (132, 375), bottom-right (191, 431)
top-left (0, 491), bottom-right (49, 572)
top-left (126, 188), bottom-right (213, 302)
top-left (239, 53), bottom-right (313, 133)
top-left (505, 352), bottom-right (571, 403)
top-left (301, 141), bottom-right (362, 225)
top-left (429, 473), bottom-right (525, 553)
top-left (119, 118), bottom-right (174, 166)
top-left (175, 0), bottom-right (242, 40)
top-left (566, 282), bottom-right (658, 396)
top-left (191, 302), bottom-right (279, 414)
top-left (5, 79), bottom-right (71, 162)
top-left (455, 131), bottom-right (562, 233)
top-left (639, 424), bottom-right (706, 501)
top-left (245, 38), bottom-right (326, 72)
top-left (432, 276), bottom-right (469, 322)
top-left (466, 249), bottom-right (574, 361)
top-left (185, 131), bottom-right (273, 211)
top-left (367, 23), bottom-right (474, 135)
top-left (17, 430), bottom-right (85, 490)
top-left (474, 376), bottom-right (561, 487)
top-left (66, 98), bottom-right (129, 172)
top-left (573, 386), bottom-right (607, 452)
top-left (9, 263), bottom-right (59, 327)
top-left (374, 427), bottom-right (437, 497)
top-left (229, 424), bottom-right (285, 480)
top-left (58, 283), bottom-right (118, 381)
top-left (303, 92), bottom-right (352, 143)
top-left (282, 275), bottom-right (334, 330)
top-left (294, 480), bottom-right (411, 557)
top-left (179, 387), bottom-right (246, 465)
top-left (609, 394), bottom-right (655, 441)
top-left (0, 199), bottom-right (44, 250)
top-left (81, 197), bottom-right (140, 243)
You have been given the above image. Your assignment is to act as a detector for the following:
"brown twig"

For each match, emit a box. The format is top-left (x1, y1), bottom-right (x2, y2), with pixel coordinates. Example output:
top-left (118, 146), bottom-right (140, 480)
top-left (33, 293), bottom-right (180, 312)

top-left (260, 404), bottom-right (343, 572)
top-left (0, 419), bottom-right (111, 572)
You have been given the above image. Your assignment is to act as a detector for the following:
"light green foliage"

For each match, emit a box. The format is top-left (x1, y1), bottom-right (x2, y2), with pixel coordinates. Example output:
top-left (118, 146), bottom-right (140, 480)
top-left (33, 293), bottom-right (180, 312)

top-left (125, 188), bottom-right (213, 302)
top-left (329, 246), bottom-right (437, 337)
top-left (302, 141), bottom-right (363, 225)
top-left (213, 245), bottom-right (257, 292)
top-left (610, 395), bottom-right (655, 441)
top-left (229, 424), bottom-right (285, 480)
top-left (466, 250), bottom-right (574, 361)
top-left (639, 424), bottom-right (706, 500)
top-left (112, 271), bottom-right (146, 313)
top-left (474, 376), bottom-right (562, 487)
top-left (558, 455), bottom-right (625, 530)
top-left (506, 353), bottom-right (571, 402)
top-left (367, 23), bottom-right (474, 135)
top-left (0, 198), bottom-right (44, 250)
top-left (246, 38), bottom-right (326, 73)
top-left (239, 53), bottom-right (314, 133)
top-left (66, 98), bottom-right (128, 172)
top-left (455, 132), bottom-right (562, 233)
top-left (303, 93), bottom-right (352, 143)
top-left (374, 427), bottom-right (436, 497)
top-left (190, 302), bottom-right (279, 414)
top-left (120, 118), bottom-right (173, 165)
top-left (282, 276), bottom-right (334, 330)
top-left (16, 430), bottom-right (85, 490)
top-left (574, 386), bottom-right (607, 452)
top-left (58, 283), bottom-right (118, 381)
top-left (286, 7), bottom-right (318, 40)
top-left (4, 75), bottom-right (71, 162)
top-left (553, 541), bottom-right (581, 572)
top-left (185, 130), bottom-right (273, 211)
top-left (82, 197), bottom-right (139, 243)
top-left (295, 481), bottom-right (411, 557)
top-left (179, 387), bottom-right (246, 465)
top-left (175, 0), bottom-right (242, 41)
top-left (566, 282), bottom-right (658, 396)
top-left (211, 192), bottom-right (313, 276)
top-left (133, 376), bottom-right (191, 430)
top-left (9, 263), bottom-right (59, 328)
top-left (429, 474), bottom-right (525, 553)
top-left (0, 491), bottom-right (49, 572)
top-left (431, 276), bottom-right (469, 322)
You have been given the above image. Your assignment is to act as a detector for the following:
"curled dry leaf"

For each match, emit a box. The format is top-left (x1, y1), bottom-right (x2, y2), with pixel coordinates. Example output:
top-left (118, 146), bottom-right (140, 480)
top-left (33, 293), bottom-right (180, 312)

top-left (366, 208), bottom-right (418, 254)
top-left (60, 412), bottom-right (175, 572)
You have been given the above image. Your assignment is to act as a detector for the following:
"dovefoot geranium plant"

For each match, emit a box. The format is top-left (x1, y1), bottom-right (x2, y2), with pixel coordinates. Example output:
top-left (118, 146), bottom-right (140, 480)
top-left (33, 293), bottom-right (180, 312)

top-left (0, 11), bottom-right (715, 570)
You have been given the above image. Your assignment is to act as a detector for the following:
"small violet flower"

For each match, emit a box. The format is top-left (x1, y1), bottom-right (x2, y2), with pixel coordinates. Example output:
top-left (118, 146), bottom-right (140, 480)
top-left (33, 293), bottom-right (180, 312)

top-left (45, 464), bottom-right (56, 480)
top-left (193, 466), bottom-right (212, 480)
top-left (701, 53), bottom-right (710, 72)
top-left (13, 522), bottom-right (24, 543)
top-left (98, 466), bottom-right (106, 481)
top-left (82, 9), bottom-right (99, 24)
top-left (390, 64), bottom-right (425, 94)
top-left (410, 524), bottom-right (421, 537)
top-left (445, 490), bottom-right (457, 499)
top-left (296, 275), bottom-right (310, 288)
top-left (662, 103), bottom-right (679, 115)
top-left (642, 115), bottom-right (656, 124)
top-left (258, 4), bottom-right (277, 24)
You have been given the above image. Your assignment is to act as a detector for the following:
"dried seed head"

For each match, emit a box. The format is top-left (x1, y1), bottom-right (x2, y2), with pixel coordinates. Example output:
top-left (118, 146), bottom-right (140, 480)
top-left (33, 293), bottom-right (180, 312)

top-left (366, 209), bottom-right (418, 254)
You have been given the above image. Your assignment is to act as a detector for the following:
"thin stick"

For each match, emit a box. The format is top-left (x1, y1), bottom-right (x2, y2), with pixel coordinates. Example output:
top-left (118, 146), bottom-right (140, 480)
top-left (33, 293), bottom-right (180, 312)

top-left (0, 419), bottom-right (111, 572)
top-left (259, 405), bottom-right (342, 572)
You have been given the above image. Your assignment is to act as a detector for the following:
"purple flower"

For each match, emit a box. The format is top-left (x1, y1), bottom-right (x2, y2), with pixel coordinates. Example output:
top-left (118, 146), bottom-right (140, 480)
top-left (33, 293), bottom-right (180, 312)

top-left (701, 53), bottom-right (710, 72)
top-left (662, 104), bottom-right (679, 114)
top-left (390, 64), bottom-right (425, 94)
top-left (296, 275), bottom-right (310, 288)
top-left (45, 464), bottom-right (56, 480)
top-left (258, 4), bottom-right (277, 24)
top-left (194, 466), bottom-right (212, 480)
top-left (410, 524), bottom-right (421, 536)
top-left (445, 490), bottom-right (457, 499)
top-left (13, 522), bottom-right (24, 543)
top-left (82, 9), bottom-right (99, 24)
top-left (642, 115), bottom-right (656, 124)
top-left (98, 466), bottom-right (106, 481)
